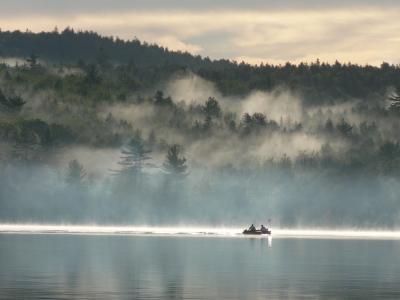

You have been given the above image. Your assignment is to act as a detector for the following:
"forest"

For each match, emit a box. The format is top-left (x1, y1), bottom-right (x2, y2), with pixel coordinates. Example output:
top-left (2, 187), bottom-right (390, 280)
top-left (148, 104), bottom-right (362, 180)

top-left (1, 29), bottom-right (400, 228)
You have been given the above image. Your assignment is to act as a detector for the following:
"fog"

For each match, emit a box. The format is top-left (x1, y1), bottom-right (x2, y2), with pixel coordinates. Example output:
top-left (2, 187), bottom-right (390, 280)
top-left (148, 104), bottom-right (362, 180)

top-left (1, 162), bottom-right (400, 228)
top-left (1, 67), bottom-right (400, 229)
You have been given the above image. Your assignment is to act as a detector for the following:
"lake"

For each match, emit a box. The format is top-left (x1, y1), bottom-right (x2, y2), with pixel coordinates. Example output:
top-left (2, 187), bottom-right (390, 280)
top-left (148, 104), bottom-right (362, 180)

top-left (0, 229), bottom-right (400, 299)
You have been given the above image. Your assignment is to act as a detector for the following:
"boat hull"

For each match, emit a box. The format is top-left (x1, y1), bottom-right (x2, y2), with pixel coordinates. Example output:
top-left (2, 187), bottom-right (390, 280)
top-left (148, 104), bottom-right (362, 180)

top-left (242, 229), bottom-right (271, 235)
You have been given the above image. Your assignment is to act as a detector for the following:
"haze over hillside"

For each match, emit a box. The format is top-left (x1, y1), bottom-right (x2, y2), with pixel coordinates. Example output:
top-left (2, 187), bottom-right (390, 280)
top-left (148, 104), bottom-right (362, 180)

top-left (0, 29), bottom-right (400, 228)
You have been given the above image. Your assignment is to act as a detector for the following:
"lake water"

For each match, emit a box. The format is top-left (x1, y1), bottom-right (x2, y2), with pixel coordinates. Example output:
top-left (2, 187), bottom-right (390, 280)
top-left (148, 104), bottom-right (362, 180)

top-left (1, 228), bottom-right (400, 299)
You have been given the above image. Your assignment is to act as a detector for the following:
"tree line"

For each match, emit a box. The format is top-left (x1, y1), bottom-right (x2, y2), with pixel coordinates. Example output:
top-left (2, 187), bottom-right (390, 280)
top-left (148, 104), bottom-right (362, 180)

top-left (1, 29), bottom-right (400, 102)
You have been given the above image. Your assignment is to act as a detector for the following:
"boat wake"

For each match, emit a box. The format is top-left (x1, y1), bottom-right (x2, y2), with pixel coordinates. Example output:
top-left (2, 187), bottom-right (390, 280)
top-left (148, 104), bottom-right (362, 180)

top-left (0, 224), bottom-right (241, 237)
top-left (1, 224), bottom-right (400, 239)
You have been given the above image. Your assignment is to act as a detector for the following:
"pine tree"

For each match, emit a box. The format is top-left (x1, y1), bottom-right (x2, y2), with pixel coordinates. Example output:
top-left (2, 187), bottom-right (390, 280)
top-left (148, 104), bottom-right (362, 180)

top-left (66, 159), bottom-right (86, 186)
top-left (336, 119), bottom-right (353, 136)
top-left (115, 137), bottom-right (152, 180)
top-left (203, 97), bottom-right (221, 118)
top-left (163, 144), bottom-right (188, 177)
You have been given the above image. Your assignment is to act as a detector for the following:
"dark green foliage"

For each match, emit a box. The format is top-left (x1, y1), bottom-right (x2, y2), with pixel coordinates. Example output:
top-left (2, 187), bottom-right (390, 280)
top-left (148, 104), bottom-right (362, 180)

top-left (154, 91), bottom-right (173, 106)
top-left (49, 123), bottom-right (75, 144)
top-left (336, 119), bottom-right (353, 137)
top-left (0, 29), bottom-right (400, 180)
top-left (84, 64), bottom-right (101, 85)
top-left (203, 97), bottom-right (221, 118)
top-left (19, 119), bottom-right (51, 144)
top-left (0, 118), bottom-right (73, 145)
top-left (240, 112), bottom-right (276, 135)
top-left (2, 30), bottom-right (400, 103)
top-left (0, 89), bottom-right (25, 113)
top-left (251, 113), bottom-right (267, 127)
top-left (0, 28), bottom-right (210, 68)
top-left (163, 145), bottom-right (188, 177)
top-left (116, 137), bottom-right (152, 178)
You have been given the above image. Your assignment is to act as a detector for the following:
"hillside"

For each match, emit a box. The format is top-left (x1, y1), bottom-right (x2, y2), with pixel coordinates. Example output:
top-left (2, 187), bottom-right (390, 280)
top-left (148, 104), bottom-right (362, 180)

top-left (1, 29), bottom-right (400, 226)
top-left (1, 29), bottom-right (400, 101)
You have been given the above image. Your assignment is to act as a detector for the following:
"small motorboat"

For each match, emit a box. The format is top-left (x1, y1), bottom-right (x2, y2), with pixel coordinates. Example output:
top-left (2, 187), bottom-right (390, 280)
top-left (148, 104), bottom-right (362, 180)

top-left (243, 228), bottom-right (271, 235)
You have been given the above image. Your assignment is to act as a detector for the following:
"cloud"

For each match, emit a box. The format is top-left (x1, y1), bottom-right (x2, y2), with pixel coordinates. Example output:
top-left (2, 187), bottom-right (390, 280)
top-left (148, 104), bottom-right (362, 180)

top-left (139, 35), bottom-right (202, 54)
top-left (1, 0), bottom-right (400, 16)
top-left (164, 73), bottom-right (303, 122)
top-left (240, 90), bottom-right (303, 122)
top-left (164, 73), bottom-right (221, 105)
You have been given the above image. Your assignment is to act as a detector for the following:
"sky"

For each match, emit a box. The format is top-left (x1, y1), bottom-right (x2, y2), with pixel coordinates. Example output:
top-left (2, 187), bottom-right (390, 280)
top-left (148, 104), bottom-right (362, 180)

top-left (1, 0), bottom-right (400, 65)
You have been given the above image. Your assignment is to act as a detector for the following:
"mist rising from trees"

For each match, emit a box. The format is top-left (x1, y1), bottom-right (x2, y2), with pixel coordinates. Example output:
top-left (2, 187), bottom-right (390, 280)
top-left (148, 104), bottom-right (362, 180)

top-left (1, 29), bottom-right (400, 228)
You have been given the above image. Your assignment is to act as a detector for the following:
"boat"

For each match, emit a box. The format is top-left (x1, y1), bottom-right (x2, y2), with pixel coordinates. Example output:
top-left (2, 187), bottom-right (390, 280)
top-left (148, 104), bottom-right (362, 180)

top-left (243, 229), bottom-right (271, 235)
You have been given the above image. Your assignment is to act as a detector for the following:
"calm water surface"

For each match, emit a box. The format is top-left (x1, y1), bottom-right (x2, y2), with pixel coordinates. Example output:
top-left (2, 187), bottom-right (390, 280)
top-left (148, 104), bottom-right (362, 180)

top-left (0, 234), bottom-right (399, 299)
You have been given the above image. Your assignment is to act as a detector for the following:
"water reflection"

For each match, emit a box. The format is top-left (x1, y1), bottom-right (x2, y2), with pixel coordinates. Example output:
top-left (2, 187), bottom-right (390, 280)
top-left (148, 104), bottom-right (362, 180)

top-left (245, 234), bottom-right (272, 249)
top-left (0, 234), bottom-right (399, 299)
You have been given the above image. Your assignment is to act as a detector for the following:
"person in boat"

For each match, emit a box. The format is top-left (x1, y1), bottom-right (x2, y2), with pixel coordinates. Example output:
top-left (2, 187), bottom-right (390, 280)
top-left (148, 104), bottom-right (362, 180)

top-left (248, 224), bottom-right (256, 232)
top-left (260, 225), bottom-right (268, 233)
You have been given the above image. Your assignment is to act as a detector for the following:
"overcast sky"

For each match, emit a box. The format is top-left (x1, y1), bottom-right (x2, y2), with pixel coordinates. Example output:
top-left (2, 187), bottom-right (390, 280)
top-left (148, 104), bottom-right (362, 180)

top-left (1, 0), bottom-right (399, 65)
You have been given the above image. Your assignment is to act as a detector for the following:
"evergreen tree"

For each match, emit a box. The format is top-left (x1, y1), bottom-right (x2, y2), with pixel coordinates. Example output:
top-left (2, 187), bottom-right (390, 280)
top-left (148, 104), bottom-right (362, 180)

top-left (116, 137), bottom-right (152, 180)
top-left (336, 119), bottom-right (353, 137)
top-left (324, 119), bottom-right (334, 133)
top-left (163, 144), bottom-right (188, 177)
top-left (203, 97), bottom-right (221, 118)
top-left (252, 113), bottom-right (266, 126)
top-left (66, 159), bottom-right (86, 186)
top-left (251, 112), bottom-right (267, 130)
top-left (154, 90), bottom-right (173, 106)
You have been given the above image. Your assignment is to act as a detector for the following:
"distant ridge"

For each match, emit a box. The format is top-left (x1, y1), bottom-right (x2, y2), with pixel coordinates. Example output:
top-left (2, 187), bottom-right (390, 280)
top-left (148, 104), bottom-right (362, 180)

top-left (1, 28), bottom-right (400, 101)
top-left (0, 28), bottom-right (231, 69)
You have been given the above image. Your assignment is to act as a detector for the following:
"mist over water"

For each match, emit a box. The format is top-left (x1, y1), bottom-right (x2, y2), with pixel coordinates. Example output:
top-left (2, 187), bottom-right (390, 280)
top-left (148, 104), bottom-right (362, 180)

top-left (2, 224), bottom-right (400, 240)
top-left (1, 163), bottom-right (400, 228)
top-left (1, 59), bottom-right (400, 229)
